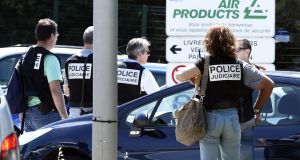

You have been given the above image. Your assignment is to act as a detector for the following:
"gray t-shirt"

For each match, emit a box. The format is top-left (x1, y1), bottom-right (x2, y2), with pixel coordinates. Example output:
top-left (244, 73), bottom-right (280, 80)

top-left (242, 62), bottom-right (265, 89)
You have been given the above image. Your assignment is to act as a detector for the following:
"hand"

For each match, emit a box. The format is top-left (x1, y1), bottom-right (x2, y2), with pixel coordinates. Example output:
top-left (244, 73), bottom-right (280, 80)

top-left (61, 115), bottom-right (68, 119)
top-left (254, 113), bottom-right (261, 126)
top-left (188, 76), bottom-right (200, 86)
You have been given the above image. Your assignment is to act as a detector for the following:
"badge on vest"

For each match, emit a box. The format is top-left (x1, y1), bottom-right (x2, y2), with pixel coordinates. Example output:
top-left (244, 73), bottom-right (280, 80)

top-left (209, 64), bottom-right (241, 81)
top-left (68, 63), bottom-right (92, 79)
top-left (34, 53), bottom-right (43, 70)
top-left (117, 68), bottom-right (140, 85)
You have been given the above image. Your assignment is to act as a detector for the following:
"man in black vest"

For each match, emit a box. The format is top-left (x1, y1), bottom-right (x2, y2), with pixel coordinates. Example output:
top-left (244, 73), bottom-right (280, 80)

top-left (237, 39), bottom-right (266, 160)
top-left (118, 37), bottom-right (160, 105)
top-left (22, 18), bottom-right (68, 131)
top-left (64, 26), bottom-right (93, 117)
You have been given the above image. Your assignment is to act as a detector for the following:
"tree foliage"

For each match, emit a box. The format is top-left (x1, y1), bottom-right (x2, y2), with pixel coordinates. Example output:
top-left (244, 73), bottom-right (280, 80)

top-left (276, 0), bottom-right (300, 33)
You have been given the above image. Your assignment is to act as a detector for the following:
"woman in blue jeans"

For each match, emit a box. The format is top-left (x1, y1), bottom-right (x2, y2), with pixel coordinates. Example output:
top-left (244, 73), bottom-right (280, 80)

top-left (176, 25), bottom-right (273, 160)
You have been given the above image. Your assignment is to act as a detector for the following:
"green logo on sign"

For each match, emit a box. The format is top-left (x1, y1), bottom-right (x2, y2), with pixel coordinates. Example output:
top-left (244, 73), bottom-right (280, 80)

top-left (244, 0), bottom-right (267, 19)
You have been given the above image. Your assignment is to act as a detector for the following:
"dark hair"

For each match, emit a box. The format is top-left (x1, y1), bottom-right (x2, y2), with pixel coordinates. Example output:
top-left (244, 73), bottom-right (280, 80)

top-left (204, 25), bottom-right (237, 59)
top-left (238, 39), bottom-right (252, 54)
top-left (35, 18), bottom-right (58, 41)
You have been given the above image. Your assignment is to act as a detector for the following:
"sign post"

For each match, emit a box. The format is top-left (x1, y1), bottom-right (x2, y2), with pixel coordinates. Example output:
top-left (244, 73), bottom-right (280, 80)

top-left (165, 0), bottom-right (276, 86)
top-left (166, 0), bottom-right (275, 37)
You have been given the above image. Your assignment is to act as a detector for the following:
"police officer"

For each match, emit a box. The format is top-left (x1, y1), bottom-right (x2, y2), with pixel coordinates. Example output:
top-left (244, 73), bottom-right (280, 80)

top-left (176, 25), bottom-right (274, 160)
top-left (237, 39), bottom-right (266, 160)
top-left (118, 37), bottom-right (160, 105)
top-left (22, 18), bottom-right (68, 131)
top-left (64, 26), bottom-right (93, 117)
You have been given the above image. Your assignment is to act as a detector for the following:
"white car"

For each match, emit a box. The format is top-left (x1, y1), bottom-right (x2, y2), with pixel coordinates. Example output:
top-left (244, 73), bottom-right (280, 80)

top-left (0, 44), bottom-right (81, 88)
top-left (0, 87), bottom-right (20, 159)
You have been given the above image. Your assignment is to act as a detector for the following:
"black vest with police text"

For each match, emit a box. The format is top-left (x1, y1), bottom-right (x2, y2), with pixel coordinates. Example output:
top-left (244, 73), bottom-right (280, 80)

top-left (117, 61), bottom-right (146, 105)
top-left (22, 47), bottom-right (61, 111)
top-left (200, 56), bottom-right (244, 110)
top-left (240, 63), bottom-right (260, 122)
top-left (65, 54), bottom-right (93, 108)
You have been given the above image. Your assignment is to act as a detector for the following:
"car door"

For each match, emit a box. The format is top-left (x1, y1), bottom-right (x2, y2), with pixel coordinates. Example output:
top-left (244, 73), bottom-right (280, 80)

top-left (253, 82), bottom-right (300, 160)
top-left (118, 87), bottom-right (201, 160)
top-left (0, 54), bottom-right (22, 87)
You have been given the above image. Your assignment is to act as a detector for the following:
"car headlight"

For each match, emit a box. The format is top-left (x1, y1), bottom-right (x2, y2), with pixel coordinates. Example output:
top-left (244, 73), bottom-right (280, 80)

top-left (19, 128), bottom-right (52, 145)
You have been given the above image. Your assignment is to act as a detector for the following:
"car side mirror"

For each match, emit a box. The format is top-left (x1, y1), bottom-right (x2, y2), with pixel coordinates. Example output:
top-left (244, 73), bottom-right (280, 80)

top-left (132, 111), bottom-right (149, 128)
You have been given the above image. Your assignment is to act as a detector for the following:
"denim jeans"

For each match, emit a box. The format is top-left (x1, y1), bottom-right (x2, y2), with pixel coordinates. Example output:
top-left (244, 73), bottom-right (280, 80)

top-left (240, 118), bottom-right (255, 160)
top-left (69, 107), bottom-right (92, 118)
top-left (199, 108), bottom-right (241, 160)
top-left (24, 105), bottom-right (61, 132)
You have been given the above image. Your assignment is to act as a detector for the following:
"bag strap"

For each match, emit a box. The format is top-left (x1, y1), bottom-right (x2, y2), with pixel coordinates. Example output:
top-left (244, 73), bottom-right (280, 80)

top-left (196, 55), bottom-right (209, 97)
top-left (20, 56), bottom-right (26, 134)
top-left (80, 53), bottom-right (92, 115)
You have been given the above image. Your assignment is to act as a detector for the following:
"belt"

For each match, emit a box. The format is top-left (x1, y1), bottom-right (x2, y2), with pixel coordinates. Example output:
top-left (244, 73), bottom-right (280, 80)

top-left (27, 104), bottom-right (57, 113)
top-left (206, 101), bottom-right (239, 111)
top-left (71, 107), bottom-right (93, 112)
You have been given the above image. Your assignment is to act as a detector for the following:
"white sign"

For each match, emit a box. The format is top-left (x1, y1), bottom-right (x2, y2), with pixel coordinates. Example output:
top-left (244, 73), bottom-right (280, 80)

top-left (166, 0), bottom-right (275, 37)
top-left (166, 63), bottom-right (192, 86)
top-left (166, 62), bottom-right (275, 86)
top-left (166, 37), bottom-right (275, 63)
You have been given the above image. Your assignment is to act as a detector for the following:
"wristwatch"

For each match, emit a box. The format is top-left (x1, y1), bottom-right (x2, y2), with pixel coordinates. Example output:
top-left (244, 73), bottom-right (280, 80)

top-left (254, 108), bottom-right (261, 114)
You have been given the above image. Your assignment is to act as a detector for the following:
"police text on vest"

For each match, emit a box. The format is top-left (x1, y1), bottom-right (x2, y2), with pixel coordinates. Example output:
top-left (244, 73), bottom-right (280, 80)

top-left (209, 64), bottom-right (241, 81)
top-left (117, 68), bottom-right (140, 85)
top-left (68, 63), bottom-right (92, 79)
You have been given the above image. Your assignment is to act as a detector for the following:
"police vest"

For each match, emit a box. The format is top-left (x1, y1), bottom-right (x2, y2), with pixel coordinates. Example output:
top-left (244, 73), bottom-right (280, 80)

top-left (117, 61), bottom-right (146, 105)
top-left (65, 54), bottom-right (93, 108)
top-left (22, 46), bottom-right (60, 111)
top-left (240, 63), bottom-right (260, 122)
top-left (201, 56), bottom-right (244, 110)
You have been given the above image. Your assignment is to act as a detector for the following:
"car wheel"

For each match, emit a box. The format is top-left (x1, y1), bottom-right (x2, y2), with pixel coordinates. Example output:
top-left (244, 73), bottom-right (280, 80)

top-left (42, 147), bottom-right (91, 160)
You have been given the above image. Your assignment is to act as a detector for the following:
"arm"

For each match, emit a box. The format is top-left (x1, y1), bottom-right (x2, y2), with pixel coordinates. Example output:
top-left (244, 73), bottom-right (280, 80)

top-left (62, 69), bottom-right (70, 96)
top-left (44, 55), bottom-right (68, 119)
top-left (49, 80), bottom-right (68, 119)
top-left (175, 64), bottom-right (202, 86)
top-left (243, 63), bottom-right (274, 125)
top-left (253, 76), bottom-right (274, 125)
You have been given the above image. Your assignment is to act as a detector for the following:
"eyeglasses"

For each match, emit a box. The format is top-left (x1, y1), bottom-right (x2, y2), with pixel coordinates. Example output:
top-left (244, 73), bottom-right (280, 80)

top-left (143, 50), bottom-right (150, 55)
top-left (237, 48), bottom-right (248, 52)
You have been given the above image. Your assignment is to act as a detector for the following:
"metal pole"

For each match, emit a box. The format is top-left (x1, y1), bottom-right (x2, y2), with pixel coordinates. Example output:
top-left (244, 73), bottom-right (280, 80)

top-left (93, 0), bottom-right (118, 160)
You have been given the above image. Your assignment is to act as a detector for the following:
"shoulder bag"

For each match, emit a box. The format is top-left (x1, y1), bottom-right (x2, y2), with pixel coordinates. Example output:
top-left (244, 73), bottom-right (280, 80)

top-left (173, 55), bottom-right (209, 146)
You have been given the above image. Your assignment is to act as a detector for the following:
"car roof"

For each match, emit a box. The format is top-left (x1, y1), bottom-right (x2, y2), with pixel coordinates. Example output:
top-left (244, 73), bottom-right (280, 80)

top-left (265, 71), bottom-right (300, 79)
top-left (0, 44), bottom-right (82, 58)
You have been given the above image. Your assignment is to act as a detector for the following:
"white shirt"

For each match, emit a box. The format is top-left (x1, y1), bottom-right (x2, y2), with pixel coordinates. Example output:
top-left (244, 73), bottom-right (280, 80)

top-left (123, 59), bottom-right (160, 94)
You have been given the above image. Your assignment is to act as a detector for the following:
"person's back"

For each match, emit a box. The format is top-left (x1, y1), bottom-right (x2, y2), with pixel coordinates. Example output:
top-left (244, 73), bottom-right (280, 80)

top-left (22, 18), bottom-right (68, 132)
top-left (237, 38), bottom-right (267, 160)
top-left (117, 37), bottom-right (159, 105)
top-left (176, 25), bottom-right (274, 160)
top-left (64, 26), bottom-right (93, 117)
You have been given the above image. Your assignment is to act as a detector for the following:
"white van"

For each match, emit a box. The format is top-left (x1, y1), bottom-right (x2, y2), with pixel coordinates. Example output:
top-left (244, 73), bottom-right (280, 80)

top-left (0, 87), bottom-right (20, 159)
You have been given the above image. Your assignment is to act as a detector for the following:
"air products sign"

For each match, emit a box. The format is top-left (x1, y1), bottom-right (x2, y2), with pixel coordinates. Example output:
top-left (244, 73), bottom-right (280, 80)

top-left (166, 0), bottom-right (275, 37)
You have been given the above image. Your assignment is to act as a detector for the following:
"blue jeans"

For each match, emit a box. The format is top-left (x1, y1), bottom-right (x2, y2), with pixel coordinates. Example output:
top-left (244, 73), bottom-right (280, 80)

top-left (24, 105), bottom-right (61, 132)
top-left (199, 108), bottom-right (241, 160)
top-left (240, 119), bottom-right (255, 160)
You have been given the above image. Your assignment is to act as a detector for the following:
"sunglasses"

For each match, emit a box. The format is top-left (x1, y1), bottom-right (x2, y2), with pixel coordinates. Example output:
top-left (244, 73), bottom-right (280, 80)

top-left (237, 48), bottom-right (248, 52)
top-left (142, 50), bottom-right (150, 55)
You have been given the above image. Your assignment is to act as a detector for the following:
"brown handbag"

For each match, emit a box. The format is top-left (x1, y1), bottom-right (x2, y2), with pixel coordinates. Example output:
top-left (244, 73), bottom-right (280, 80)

top-left (174, 55), bottom-right (209, 146)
